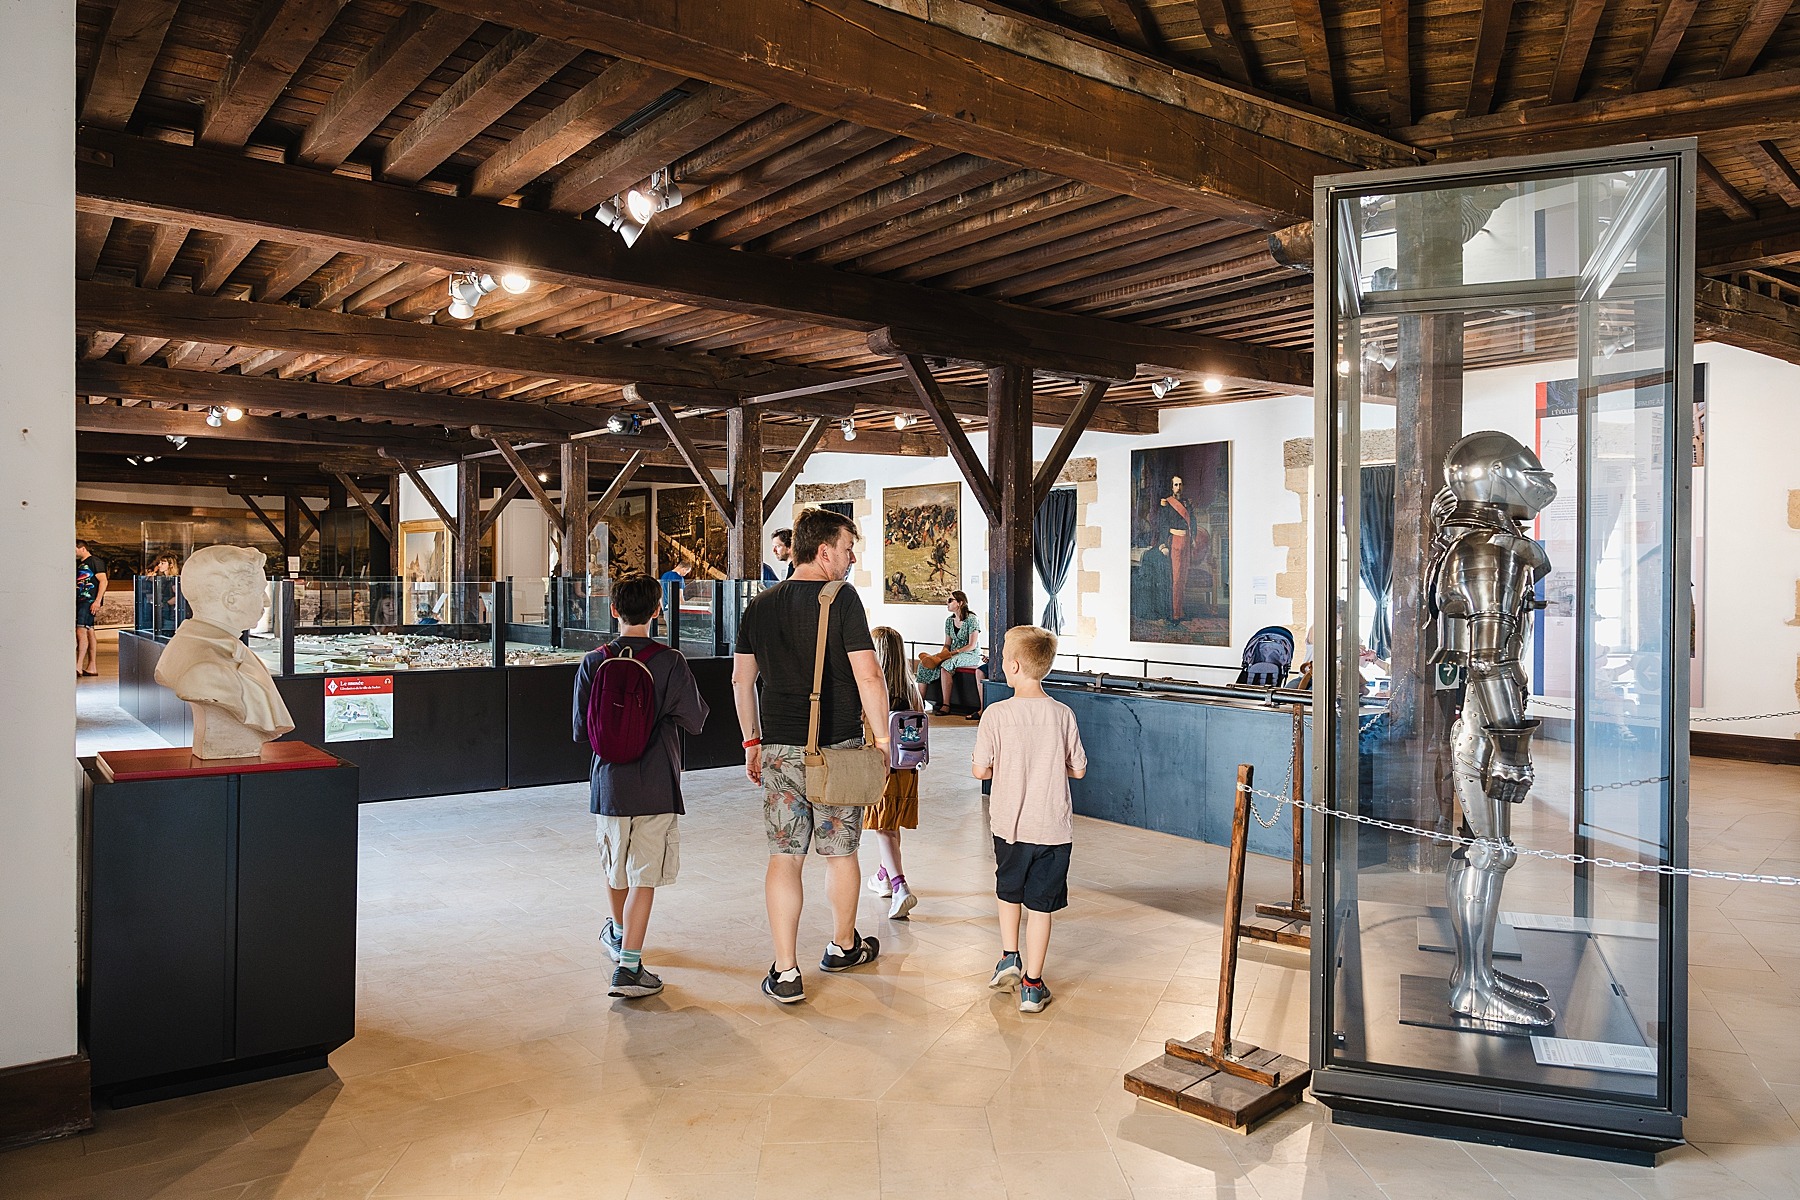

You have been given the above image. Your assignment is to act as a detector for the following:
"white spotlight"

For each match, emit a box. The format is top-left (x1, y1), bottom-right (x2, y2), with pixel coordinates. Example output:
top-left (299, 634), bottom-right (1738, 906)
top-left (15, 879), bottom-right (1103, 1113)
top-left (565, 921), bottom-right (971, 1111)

top-left (142, 455), bottom-right (156, 463)
top-left (205, 407), bottom-right (224, 427)
top-left (1149, 376), bottom-right (1180, 399)
top-left (893, 413), bottom-right (912, 430)
top-left (446, 270), bottom-right (498, 319)
top-left (498, 271), bottom-right (532, 295)
top-left (166, 435), bottom-right (187, 449)
top-left (840, 416), bottom-right (857, 442)
top-left (224, 406), bottom-right (244, 422)
top-left (447, 298), bottom-right (475, 320)
top-left (625, 187), bottom-right (659, 225)
top-left (537, 472), bottom-right (549, 483)
top-left (1202, 377), bottom-right (1224, 394)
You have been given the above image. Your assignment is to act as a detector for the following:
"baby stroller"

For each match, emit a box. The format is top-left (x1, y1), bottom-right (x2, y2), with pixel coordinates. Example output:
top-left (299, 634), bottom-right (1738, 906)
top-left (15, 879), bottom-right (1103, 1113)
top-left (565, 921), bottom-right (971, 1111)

top-left (1235, 625), bottom-right (1295, 688)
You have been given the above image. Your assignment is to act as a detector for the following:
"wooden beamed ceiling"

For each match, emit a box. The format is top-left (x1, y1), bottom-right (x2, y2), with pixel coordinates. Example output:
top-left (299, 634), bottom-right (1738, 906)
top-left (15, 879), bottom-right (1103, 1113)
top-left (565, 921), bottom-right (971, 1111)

top-left (71, 0), bottom-right (1800, 486)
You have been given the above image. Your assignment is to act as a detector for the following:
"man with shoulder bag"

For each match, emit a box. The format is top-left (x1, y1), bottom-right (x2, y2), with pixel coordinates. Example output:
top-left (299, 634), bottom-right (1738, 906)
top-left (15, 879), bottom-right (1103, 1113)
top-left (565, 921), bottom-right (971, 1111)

top-left (733, 509), bottom-right (892, 1004)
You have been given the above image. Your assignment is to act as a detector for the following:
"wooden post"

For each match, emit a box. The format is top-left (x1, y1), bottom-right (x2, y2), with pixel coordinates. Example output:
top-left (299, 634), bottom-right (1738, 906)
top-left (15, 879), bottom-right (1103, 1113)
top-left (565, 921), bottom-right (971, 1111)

top-left (560, 440), bottom-right (589, 577)
top-left (282, 492), bottom-right (302, 569)
top-left (726, 406), bottom-right (763, 580)
top-left (1212, 764), bottom-right (1253, 1060)
top-left (454, 459), bottom-right (482, 582)
top-left (987, 364), bottom-right (1034, 678)
top-left (387, 471), bottom-right (402, 578)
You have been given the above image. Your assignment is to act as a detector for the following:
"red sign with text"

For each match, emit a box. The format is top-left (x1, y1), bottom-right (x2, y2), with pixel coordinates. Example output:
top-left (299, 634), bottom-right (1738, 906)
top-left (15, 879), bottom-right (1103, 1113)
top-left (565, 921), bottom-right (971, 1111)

top-left (325, 675), bottom-right (393, 697)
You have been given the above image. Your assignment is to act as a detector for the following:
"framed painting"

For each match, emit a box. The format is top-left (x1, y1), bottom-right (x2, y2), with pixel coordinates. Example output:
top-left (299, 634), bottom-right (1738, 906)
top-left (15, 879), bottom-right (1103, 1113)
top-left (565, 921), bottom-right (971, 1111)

top-left (1129, 442), bottom-right (1231, 646)
top-left (654, 486), bottom-right (727, 579)
top-left (398, 519), bottom-right (451, 623)
top-left (883, 482), bottom-right (961, 604)
top-left (600, 490), bottom-right (650, 583)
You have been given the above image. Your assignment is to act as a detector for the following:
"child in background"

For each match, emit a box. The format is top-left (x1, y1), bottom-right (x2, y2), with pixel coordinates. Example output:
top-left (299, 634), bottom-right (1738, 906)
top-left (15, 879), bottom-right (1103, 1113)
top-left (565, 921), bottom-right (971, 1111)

top-left (573, 574), bottom-right (709, 999)
top-left (865, 626), bottom-right (923, 919)
top-left (973, 625), bottom-right (1086, 1013)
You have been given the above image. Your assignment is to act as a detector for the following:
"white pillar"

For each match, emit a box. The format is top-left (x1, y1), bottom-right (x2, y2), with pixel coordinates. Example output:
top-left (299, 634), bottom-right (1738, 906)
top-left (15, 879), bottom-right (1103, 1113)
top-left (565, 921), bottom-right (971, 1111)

top-left (0, 0), bottom-right (78, 1073)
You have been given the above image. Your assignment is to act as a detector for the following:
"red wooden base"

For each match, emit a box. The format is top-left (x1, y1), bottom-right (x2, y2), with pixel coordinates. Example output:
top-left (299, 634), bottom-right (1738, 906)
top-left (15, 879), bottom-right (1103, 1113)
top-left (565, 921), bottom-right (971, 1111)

top-left (94, 742), bottom-right (339, 783)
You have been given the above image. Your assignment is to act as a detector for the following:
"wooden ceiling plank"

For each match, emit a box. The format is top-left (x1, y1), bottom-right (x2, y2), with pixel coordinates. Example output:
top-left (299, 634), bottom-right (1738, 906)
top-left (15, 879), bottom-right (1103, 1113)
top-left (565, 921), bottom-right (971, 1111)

top-left (422, 0), bottom-right (1418, 221)
top-left (1698, 155), bottom-right (1759, 222)
top-left (258, 245), bottom-right (338, 302)
top-left (654, 123), bottom-right (893, 236)
top-left (752, 157), bottom-right (1019, 259)
top-left (546, 86), bottom-right (781, 215)
top-left (703, 142), bottom-right (961, 248)
top-left (78, 131), bottom-right (1312, 388)
top-left (1191, 0), bottom-right (1255, 86)
top-left (139, 223), bottom-right (188, 290)
top-left (813, 170), bottom-right (1062, 266)
top-left (77, 213), bottom-right (114, 280)
top-left (1465, 0), bottom-right (1516, 118)
top-left (924, 202), bottom-right (1193, 292)
top-left (80, 0), bottom-right (180, 127)
top-left (1720, 0), bottom-right (1791, 79)
top-left (669, 107), bottom-right (839, 187)
top-left (196, 234), bottom-right (261, 295)
top-left (1548, 0), bottom-right (1607, 105)
top-left (1379, 0), bottom-right (1412, 126)
top-left (1747, 140), bottom-right (1800, 208)
top-left (122, 335), bottom-right (170, 366)
top-left (1092, 0), bottom-right (1163, 52)
top-left (201, 0), bottom-right (349, 148)
top-left (296, 6), bottom-right (483, 169)
top-left (847, 182), bottom-right (1104, 275)
top-left (1634, 0), bottom-right (1699, 93)
top-left (311, 255), bottom-right (398, 309)
top-left (468, 59), bottom-right (686, 200)
top-left (84, 331), bottom-right (124, 361)
top-left (1287, 0), bottom-right (1338, 111)
top-left (382, 31), bottom-right (584, 185)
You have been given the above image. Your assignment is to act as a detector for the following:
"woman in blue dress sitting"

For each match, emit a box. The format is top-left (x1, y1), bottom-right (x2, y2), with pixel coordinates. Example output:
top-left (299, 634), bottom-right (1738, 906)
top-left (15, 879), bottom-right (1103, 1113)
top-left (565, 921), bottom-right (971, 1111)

top-left (915, 589), bottom-right (981, 713)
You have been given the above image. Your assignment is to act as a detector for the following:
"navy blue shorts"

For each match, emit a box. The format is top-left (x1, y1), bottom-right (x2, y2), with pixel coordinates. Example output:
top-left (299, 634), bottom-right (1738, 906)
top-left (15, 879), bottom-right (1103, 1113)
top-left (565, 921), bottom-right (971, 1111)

top-left (993, 836), bottom-right (1071, 913)
top-left (76, 598), bottom-right (96, 628)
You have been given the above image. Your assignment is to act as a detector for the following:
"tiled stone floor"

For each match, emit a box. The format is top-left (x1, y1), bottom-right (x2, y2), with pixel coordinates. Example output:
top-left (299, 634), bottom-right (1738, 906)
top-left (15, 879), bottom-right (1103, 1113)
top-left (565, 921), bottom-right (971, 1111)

top-left (9, 661), bottom-right (1799, 1198)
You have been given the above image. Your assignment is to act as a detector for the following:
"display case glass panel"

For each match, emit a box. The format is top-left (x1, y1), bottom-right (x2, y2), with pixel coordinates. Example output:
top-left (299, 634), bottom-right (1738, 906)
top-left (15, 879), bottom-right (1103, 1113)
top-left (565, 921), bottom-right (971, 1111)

top-left (1311, 142), bottom-right (1692, 1151)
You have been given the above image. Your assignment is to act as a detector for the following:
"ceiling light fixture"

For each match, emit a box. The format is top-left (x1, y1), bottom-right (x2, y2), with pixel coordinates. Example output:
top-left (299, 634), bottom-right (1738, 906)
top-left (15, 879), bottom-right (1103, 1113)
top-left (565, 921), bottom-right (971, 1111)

top-left (204, 405), bottom-right (227, 427)
top-left (1202, 377), bottom-right (1224, 394)
top-left (606, 412), bottom-right (642, 435)
top-left (142, 455), bottom-right (156, 463)
top-left (893, 413), bottom-right (913, 430)
top-left (597, 168), bottom-right (683, 247)
top-left (446, 270), bottom-right (499, 320)
top-left (498, 271), bottom-right (532, 295)
top-left (537, 472), bottom-right (550, 483)
top-left (840, 416), bottom-right (858, 442)
top-left (126, 456), bottom-right (141, 466)
top-left (1149, 376), bottom-right (1181, 399)
top-left (224, 405), bottom-right (244, 422)
top-left (165, 435), bottom-right (188, 449)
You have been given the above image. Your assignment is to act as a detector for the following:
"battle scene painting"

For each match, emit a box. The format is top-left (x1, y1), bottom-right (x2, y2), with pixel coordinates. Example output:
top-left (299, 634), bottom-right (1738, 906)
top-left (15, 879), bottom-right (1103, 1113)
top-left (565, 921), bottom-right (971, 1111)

top-left (882, 483), bottom-right (961, 605)
top-left (654, 486), bottom-right (727, 579)
top-left (1130, 442), bottom-right (1231, 646)
top-left (600, 491), bottom-right (649, 582)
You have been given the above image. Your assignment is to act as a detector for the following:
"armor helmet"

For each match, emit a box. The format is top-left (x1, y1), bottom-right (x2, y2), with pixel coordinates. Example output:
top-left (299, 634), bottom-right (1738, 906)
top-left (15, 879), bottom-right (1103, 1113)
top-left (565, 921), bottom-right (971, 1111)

top-left (1442, 431), bottom-right (1557, 518)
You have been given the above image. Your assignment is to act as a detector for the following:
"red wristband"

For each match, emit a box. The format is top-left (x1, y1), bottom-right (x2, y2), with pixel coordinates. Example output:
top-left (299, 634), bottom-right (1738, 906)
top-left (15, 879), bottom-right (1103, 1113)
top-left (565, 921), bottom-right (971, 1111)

top-left (742, 737), bottom-right (762, 748)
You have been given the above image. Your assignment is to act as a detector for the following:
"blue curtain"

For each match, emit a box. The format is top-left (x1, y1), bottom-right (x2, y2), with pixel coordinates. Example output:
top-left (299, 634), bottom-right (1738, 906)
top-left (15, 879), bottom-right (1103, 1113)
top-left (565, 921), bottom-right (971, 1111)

top-left (1033, 488), bottom-right (1077, 633)
top-left (1359, 465), bottom-right (1396, 659)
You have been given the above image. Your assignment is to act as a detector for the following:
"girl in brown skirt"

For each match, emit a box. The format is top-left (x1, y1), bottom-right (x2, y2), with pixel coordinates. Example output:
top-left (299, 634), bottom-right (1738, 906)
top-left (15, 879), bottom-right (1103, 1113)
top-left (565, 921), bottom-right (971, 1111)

top-left (866, 626), bottom-right (922, 919)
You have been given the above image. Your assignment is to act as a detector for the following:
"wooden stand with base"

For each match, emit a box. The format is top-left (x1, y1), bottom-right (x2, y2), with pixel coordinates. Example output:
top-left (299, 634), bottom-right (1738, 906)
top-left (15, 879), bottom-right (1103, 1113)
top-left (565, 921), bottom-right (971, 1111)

top-left (1239, 705), bottom-right (1311, 949)
top-left (1124, 763), bottom-right (1311, 1131)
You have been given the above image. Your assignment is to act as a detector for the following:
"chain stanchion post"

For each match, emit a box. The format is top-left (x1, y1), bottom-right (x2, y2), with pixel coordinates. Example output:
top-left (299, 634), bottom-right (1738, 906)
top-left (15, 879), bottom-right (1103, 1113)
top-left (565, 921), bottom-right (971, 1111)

top-left (1243, 707), bottom-right (1312, 947)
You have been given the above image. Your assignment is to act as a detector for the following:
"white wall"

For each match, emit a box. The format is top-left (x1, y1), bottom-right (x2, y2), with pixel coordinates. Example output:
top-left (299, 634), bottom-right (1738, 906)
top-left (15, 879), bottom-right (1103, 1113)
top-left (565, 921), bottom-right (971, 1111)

top-left (399, 464), bottom-right (458, 523)
top-left (0, 0), bottom-right (77, 1072)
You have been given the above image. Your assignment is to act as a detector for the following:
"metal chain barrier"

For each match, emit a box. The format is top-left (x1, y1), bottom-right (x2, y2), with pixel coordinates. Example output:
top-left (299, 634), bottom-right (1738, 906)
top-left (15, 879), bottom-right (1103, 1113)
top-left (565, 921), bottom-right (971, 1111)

top-left (1241, 782), bottom-right (1800, 888)
top-left (1527, 699), bottom-right (1800, 724)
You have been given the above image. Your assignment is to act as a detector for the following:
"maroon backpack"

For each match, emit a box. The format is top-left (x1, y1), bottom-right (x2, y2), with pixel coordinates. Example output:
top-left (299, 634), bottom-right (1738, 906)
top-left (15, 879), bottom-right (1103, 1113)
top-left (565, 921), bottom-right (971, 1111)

top-left (585, 640), bottom-right (668, 764)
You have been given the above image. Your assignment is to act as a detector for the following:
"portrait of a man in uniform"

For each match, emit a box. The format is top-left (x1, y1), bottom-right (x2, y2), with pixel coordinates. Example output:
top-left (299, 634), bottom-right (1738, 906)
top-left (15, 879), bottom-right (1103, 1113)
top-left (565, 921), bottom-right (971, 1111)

top-left (1130, 442), bottom-right (1231, 645)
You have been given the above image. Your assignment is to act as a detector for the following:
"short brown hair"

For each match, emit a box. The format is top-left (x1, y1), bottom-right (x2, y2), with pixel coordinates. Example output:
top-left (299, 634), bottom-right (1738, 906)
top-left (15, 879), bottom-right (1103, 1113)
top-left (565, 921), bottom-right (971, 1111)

top-left (771, 528), bottom-right (792, 549)
top-left (1003, 625), bottom-right (1058, 681)
top-left (793, 508), bottom-right (857, 564)
top-left (612, 574), bottom-right (662, 625)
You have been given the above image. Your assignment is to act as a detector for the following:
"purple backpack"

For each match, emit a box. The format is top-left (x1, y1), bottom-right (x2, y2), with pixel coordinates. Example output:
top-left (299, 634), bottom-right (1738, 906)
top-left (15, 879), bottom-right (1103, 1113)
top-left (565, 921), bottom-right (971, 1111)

top-left (585, 640), bottom-right (668, 764)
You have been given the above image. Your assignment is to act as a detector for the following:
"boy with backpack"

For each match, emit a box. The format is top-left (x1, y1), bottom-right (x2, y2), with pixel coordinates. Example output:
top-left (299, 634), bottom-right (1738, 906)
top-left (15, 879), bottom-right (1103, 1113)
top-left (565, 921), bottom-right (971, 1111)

top-left (572, 574), bottom-right (709, 998)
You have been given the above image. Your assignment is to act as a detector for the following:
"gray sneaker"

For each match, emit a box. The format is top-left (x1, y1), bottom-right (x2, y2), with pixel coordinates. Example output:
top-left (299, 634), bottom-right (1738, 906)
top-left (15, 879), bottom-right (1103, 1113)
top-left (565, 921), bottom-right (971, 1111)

top-left (608, 964), bottom-right (663, 998)
top-left (1019, 979), bottom-right (1053, 1013)
top-left (820, 933), bottom-right (880, 972)
top-left (599, 918), bottom-right (623, 964)
top-left (989, 951), bottom-right (1022, 990)
top-left (762, 964), bottom-right (806, 1004)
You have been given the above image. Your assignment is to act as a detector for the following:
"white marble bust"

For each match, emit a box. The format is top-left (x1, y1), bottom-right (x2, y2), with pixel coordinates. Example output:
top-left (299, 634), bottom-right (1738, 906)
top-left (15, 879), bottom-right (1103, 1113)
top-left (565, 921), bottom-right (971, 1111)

top-left (153, 544), bottom-right (295, 759)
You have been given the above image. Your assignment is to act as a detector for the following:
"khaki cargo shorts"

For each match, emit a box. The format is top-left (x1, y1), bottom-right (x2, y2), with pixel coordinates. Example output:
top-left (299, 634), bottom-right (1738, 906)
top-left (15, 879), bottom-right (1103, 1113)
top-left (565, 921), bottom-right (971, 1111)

top-left (595, 813), bottom-right (681, 888)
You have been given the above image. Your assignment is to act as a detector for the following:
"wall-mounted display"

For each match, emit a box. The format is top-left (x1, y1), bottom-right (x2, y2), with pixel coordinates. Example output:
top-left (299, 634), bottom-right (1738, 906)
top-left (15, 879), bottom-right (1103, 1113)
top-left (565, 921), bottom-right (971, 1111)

top-left (603, 491), bottom-right (650, 581)
top-left (1130, 442), bottom-right (1232, 646)
top-left (882, 482), bottom-right (961, 604)
top-left (655, 486), bottom-right (727, 579)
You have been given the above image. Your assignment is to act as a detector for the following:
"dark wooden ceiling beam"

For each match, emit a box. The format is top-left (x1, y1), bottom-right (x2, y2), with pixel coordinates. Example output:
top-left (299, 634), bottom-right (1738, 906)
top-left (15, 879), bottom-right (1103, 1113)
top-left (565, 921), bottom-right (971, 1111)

top-left (79, 432), bottom-right (391, 470)
top-left (653, 123), bottom-right (891, 237)
top-left (195, 233), bottom-right (260, 295)
top-left (489, 438), bottom-right (567, 535)
top-left (240, 493), bottom-right (286, 544)
top-left (1698, 155), bottom-right (1759, 222)
top-left (80, 0), bottom-right (179, 127)
top-left (77, 131), bottom-right (1311, 390)
top-left (76, 359), bottom-right (595, 435)
top-left (1747, 140), bottom-right (1800, 208)
top-left (1033, 380), bottom-right (1108, 509)
top-left (1379, 0), bottom-right (1412, 126)
top-left (1695, 276), bottom-right (1800, 365)
top-left (257, 246), bottom-right (338, 302)
top-left (761, 418), bottom-right (829, 514)
top-left (1400, 68), bottom-right (1800, 155)
top-left (77, 402), bottom-right (479, 455)
top-left (382, 31), bottom-right (583, 185)
top-left (1547, 0), bottom-right (1607, 105)
top-left (424, 0), bottom-right (1417, 222)
top-left (77, 455), bottom-right (339, 492)
top-left (296, 6), bottom-right (482, 169)
top-left (139, 224), bottom-right (187, 289)
top-left (1634, 0), bottom-right (1699, 93)
top-left (200, 0), bottom-right (349, 147)
top-left (638, 395), bottom-right (733, 520)
top-left (332, 471), bottom-right (394, 540)
top-left (545, 86), bottom-right (779, 215)
top-left (703, 142), bottom-right (961, 248)
top-left (1698, 212), bottom-right (1800, 272)
top-left (1720, 0), bottom-right (1790, 79)
top-left (1465, 0), bottom-right (1516, 117)
top-left (468, 59), bottom-right (685, 200)
top-left (1287, 0), bottom-right (1338, 111)
top-left (897, 353), bottom-right (998, 524)
top-left (1092, 0), bottom-right (1163, 52)
top-left (752, 156), bottom-right (1017, 259)
top-left (1192, 0), bottom-right (1255, 86)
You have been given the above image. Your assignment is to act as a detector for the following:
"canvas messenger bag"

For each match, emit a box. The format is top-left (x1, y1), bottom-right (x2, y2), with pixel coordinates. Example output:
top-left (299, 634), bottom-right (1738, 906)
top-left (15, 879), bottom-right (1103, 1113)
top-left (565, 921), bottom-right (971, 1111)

top-left (802, 580), bottom-right (888, 807)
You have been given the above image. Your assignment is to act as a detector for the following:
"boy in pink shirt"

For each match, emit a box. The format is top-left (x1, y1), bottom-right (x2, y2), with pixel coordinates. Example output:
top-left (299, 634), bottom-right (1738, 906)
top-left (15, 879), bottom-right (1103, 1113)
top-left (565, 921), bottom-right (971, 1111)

top-left (972, 625), bottom-right (1087, 1013)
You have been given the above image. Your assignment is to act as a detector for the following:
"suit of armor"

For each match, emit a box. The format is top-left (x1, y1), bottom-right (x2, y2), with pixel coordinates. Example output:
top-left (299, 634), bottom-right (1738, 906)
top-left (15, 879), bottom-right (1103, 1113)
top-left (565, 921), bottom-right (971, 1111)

top-left (1426, 431), bottom-right (1558, 1027)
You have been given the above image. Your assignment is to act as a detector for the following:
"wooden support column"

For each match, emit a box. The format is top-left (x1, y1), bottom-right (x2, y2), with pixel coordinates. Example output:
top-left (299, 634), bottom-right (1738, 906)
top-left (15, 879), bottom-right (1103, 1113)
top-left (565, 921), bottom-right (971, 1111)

top-left (987, 364), bottom-right (1035, 681)
top-left (454, 459), bottom-right (481, 583)
top-left (387, 471), bottom-right (402, 577)
top-left (560, 440), bottom-right (589, 577)
top-left (281, 492), bottom-right (303, 567)
top-left (726, 407), bottom-right (763, 580)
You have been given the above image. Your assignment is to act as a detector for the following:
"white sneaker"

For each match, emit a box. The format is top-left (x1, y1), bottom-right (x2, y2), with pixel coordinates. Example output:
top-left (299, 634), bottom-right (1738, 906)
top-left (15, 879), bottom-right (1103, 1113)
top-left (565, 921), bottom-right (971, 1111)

top-left (888, 884), bottom-right (917, 920)
top-left (866, 870), bottom-right (892, 898)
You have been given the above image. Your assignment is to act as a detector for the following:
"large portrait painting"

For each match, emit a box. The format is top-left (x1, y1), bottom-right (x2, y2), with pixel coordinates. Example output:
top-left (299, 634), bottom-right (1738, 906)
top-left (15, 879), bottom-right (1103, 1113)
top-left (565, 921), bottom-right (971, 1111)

top-left (655, 486), bottom-right (727, 579)
top-left (1130, 442), bottom-right (1231, 646)
top-left (882, 483), bottom-right (960, 605)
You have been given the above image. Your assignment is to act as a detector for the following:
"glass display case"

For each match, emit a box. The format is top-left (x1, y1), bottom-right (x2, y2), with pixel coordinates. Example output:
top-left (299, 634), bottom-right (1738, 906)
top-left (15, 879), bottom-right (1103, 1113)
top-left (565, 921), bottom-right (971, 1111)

top-left (132, 574), bottom-right (187, 640)
top-left (1310, 141), bottom-right (1693, 1159)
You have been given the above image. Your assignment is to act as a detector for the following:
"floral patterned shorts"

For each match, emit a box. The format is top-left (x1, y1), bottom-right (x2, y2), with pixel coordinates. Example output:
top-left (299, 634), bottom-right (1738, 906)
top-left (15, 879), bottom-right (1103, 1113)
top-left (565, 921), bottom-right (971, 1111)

top-left (762, 742), bottom-right (864, 857)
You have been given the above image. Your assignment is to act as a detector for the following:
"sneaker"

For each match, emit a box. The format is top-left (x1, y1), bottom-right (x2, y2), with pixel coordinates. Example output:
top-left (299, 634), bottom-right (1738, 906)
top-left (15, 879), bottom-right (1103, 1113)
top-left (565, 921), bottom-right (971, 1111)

top-left (988, 951), bottom-right (1023, 990)
top-left (888, 884), bottom-right (917, 920)
top-left (820, 933), bottom-right (880, 972)
top-left (762, 964), bottom-right (806, 1004)
top-left (599, 918), bottom-right (623, 964)
top-left (1019, 979), bottom-right (1053, 1013)
top-left (608, 964), bottom-right (663, 998)
top-left (866, 868), bottom-right (892, 898)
